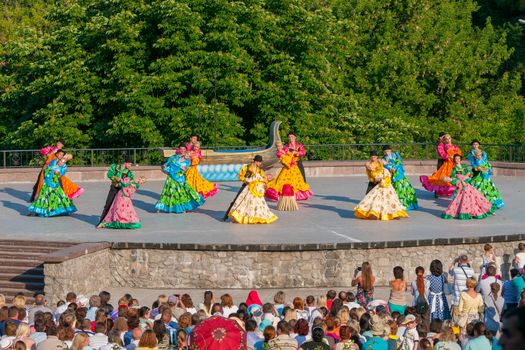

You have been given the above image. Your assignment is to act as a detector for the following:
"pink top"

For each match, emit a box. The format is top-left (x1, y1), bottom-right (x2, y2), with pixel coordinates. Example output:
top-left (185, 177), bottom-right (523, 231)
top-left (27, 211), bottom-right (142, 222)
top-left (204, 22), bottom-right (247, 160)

top-left (436, 136), bottom-right (448, 160)
top-left (287, 142), bottom-right (306, 157)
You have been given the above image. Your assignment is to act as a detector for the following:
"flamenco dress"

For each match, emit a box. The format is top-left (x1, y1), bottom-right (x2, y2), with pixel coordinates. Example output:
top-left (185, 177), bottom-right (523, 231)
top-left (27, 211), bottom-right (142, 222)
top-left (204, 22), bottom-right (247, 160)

top-left (101, 177), bottom-right (142, 229)
top-left (420, 144), bottom-right (462, 196)
top-left (185, 150), bottom-right (219, 199)
top-left (265, 150), bottom-right (313, 201)
top-left (383, 152), bottom-right (418, 210)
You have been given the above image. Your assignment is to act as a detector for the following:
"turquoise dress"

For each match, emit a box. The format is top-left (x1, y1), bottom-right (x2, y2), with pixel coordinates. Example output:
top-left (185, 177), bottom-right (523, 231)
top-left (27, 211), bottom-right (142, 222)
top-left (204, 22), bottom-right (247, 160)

top-left (383, 152), bottom-right (418, 210)
top-left (28, 162), bottom-right (77, 217)
top-left (468, 152), bottom-right (504, 209)
top-left (155, 155), bottom-right (204, 213)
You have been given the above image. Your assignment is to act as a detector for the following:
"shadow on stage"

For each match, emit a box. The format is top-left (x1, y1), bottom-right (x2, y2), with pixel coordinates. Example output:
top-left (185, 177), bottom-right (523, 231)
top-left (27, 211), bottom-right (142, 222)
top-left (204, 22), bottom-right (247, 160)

top-left (135, 189), bottom-right (161, 200)
top-left (219, 184), bottom-right (240, 193)
top-left (0, 199), bottom-right (29, 216)
top-left (316, 195), bottom-right (360, 204)
top-left (0, 187), bottom-right (31, 202)
top-left (302, 203), bottom-right (357, 219)
top-left (197, 208), bottom-right (228, 222)
top-left (73, 213), bottom-right (100, 225)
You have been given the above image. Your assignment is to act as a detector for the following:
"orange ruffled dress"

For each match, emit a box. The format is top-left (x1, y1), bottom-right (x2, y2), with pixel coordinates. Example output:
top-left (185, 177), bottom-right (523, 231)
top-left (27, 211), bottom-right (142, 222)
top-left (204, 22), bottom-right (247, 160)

top-left (420, 144), bottom-right (462, 196)
top-left (35, 152), bottom-right (84, 200)
top-left (185, 151), bottom-right (219, 199)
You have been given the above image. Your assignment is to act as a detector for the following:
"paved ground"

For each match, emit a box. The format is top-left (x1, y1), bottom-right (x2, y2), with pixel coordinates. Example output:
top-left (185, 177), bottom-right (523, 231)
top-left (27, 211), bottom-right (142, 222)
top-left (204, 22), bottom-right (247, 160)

top-left (0, 176), bottom-right (523, 244)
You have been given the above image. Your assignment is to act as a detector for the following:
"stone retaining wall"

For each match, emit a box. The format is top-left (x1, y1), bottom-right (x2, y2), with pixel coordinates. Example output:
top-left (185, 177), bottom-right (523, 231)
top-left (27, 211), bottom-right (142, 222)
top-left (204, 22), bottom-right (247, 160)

top-left (44, 238), bottom-right (524, 304)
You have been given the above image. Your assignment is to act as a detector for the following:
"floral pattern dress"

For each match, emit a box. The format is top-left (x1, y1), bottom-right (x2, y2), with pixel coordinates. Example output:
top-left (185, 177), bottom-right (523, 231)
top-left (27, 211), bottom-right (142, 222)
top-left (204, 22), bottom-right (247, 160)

top-left (383, 152), bottom-right (418, 210)
top-left (228, 164), bottom-right (278, 224)
top-left (155, 155), bottom-right (204, 213)
top-left (265, 148), bottom-right (313, 201)
top-left (354, 169), bottom-right (408, 220)
top-left (28, 162), bottom-right (77, 217)
top-left (101, 178), bottom-right (141, 229)
top-left (442, 165), bottom-right (496, 220)
top-left (468, 152), bottom-right (504, 209)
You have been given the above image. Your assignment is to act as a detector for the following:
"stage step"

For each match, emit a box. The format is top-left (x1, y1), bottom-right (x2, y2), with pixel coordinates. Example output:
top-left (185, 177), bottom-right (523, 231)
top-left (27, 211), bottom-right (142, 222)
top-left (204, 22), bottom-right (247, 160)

top-left (0, 240), bottom-right (78, 302)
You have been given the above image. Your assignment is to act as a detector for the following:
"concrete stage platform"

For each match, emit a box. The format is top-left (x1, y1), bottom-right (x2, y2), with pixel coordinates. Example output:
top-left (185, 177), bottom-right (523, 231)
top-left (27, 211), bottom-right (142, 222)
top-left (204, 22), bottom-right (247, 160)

top-left (0, 176), bottom-right (523, 244)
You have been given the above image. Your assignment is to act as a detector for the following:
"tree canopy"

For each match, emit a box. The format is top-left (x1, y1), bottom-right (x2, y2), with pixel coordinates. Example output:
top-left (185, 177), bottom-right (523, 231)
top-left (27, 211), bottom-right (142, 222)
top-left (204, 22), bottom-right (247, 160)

top-left (0, 0), bottom-right (524, 148)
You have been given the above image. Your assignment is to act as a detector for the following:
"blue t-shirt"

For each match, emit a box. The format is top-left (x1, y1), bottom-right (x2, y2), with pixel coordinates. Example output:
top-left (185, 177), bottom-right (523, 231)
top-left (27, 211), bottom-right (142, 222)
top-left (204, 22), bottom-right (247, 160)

top-left (503, 280), bottom-right (517, 305)
top-left (511, 276), bottom-right (525, 303)
top-left (363, 337), bottom-right (389, 350)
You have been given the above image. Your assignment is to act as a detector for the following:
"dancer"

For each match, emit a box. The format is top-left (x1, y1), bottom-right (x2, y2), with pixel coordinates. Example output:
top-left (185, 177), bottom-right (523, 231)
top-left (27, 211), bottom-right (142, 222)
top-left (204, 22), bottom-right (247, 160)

top-left (155, 146), bottom-right (204, 213)
top-left (354, 166), bottom-right (408, 220)
top-left (47, 154), bottom-right (84, 200)
top-left (442, 154), bottom-right (496, 220)
top-left (97, 158), bottom-right (134, 226)
top-left (436, 132), bottom-right (447, 170)
top-left (186, 134), bottom-right (199, 151)
top-left (365, 151), bottom-right (384, 194)
top-left (287, 132), bottom-right (307, 181)
top-left (98, 177), bottom-right (146, 229)
top-left (469, 149), bottom-right (504, 209)
top-left (30, 139), bottom-right (65, 202)
top-left (420, 134), bottom-right (461, 197)
top-left (265, 142), bottom-right (313, 201)
top-left (382, 145), bottom-right (418, 210)
top-left (28, 150), bottom-right (77, 217)
top-left (185, 142), bottom-right (219, 199)
top-left (467, 140), bottom-right (486, 178)
top-left (226, 155), bottom-right (278, 224)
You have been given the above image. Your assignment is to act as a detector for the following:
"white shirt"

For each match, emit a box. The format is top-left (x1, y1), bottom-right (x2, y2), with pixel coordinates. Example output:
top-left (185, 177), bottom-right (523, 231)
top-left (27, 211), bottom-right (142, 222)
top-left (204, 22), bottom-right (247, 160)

top-left (344, 302), bottom-right (361, 310)
top-left (397, 326), bottom-right (419, 350)
top-left (477, 276), bottom-right (502, 300)
top-left (89, 333), bottom-right (109, 350)
top-left (450, 264), bottom-right (475, 304)
top-left (516, 252), bottom-right (525, 269)
top-left (222, 306), bottom-right (238, 317)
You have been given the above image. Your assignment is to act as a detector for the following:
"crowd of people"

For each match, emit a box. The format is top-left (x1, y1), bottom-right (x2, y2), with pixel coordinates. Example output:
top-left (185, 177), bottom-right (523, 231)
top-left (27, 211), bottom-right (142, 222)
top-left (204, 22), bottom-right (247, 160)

top-left (2, 244), bottom-right (525, 350)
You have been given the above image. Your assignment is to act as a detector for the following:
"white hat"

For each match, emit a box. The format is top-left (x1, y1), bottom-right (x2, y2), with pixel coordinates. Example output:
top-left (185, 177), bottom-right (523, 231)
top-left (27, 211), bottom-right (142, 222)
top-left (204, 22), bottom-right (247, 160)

top-left (77, 295), bottom-right (89, 307)
top-left (0, 338), bottom-right (13, 350)
top-left (402, 314), bottom-right (417, 325)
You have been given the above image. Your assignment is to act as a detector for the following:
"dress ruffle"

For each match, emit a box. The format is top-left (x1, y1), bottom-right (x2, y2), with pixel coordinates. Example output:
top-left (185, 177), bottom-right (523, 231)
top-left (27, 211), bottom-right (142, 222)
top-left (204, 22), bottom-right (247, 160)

top-left (420, 175), bottom-right (455, 197)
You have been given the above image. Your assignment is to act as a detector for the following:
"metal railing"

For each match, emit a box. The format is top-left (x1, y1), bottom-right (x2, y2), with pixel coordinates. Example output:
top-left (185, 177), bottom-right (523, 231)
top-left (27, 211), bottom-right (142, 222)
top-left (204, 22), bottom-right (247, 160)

top-left (0, 143), bottom-right (523, 168)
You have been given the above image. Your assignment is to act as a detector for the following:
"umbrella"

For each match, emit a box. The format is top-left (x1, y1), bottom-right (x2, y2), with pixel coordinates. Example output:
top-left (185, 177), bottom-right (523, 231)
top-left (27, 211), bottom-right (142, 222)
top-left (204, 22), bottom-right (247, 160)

top-left (190, 316), bottom-right (246, 350)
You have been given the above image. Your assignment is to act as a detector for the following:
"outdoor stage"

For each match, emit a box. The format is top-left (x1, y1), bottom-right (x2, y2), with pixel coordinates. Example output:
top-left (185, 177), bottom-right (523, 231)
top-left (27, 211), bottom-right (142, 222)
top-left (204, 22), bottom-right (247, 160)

top-left (0, 175), bottom-right (523, 245)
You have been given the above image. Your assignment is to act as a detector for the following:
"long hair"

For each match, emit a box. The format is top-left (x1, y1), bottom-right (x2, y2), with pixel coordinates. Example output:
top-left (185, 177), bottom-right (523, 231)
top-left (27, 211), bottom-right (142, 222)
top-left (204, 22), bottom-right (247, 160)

top-left (361, 262), bottom-right (373, 291)
top-left (71, 333), bottom-right (89, 350)
top-left (416, 266), bottom-right (425, 297)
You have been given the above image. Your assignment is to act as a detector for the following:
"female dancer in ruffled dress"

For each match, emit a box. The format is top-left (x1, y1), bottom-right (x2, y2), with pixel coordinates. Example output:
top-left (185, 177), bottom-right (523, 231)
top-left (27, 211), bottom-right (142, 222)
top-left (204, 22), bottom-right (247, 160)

top-left (265, 142), bottom-right (313, 201)
top-left (98, 177), bottom-right (145, 229)
top-left (382, 145), bottom-right (418, 210)
top-left (30, 140), bottom-right (64, 202)
top-left (28, 150), bottom-right (77, 217)
top-left (287, 132), bottom-right (307, 181)
top-left (155, 146), bottom-right (204, 213)
top-left (354, 154), bottom-right (408, 220)
top-left (468, 149), bottom-right (504, 209)
top-left (185, 142), bottom-right (219, 199)
top-left (420, 134), bottom-right (462, 197)
top-left (442, 154), bottom-right (496, 220)
top-left (227, 155), bottom-right (278, 224)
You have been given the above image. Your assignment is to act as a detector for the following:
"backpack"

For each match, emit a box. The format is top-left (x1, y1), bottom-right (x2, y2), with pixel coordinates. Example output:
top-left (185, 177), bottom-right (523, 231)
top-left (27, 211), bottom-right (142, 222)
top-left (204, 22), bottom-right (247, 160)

top-left (416, 295), bottom-right (428, 314)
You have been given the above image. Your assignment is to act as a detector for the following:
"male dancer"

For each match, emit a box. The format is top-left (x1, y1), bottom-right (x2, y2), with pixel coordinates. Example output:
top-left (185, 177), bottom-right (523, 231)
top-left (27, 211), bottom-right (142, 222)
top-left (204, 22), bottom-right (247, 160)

top-left (97, 157), bottom-right (134, 227)
top-left (364, 151), bottom-right (384, 194)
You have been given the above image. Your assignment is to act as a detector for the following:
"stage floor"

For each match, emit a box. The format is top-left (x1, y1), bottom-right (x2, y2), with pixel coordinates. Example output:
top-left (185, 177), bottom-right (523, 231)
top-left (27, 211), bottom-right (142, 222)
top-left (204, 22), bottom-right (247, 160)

top-left (0, 176), bottom-right (523, 244)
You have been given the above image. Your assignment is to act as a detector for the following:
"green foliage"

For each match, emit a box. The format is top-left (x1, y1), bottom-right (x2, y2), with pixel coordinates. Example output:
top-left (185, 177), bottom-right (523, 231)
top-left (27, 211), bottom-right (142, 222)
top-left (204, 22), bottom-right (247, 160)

top-left (0, 0), bottom-right (524, 148)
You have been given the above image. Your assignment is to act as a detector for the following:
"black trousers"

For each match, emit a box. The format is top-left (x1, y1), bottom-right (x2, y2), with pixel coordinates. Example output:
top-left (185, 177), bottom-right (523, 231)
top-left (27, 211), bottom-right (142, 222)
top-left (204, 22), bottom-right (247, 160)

top-left (437, 158), bottom-right (445, 170)
top-left (29, 170), bottom-right (43, 202)
top-left (98, 185), bottom-right (119, 225)
top-left (297, 159), bottom-right (306, 182)
top-left (222, 183), bottom-right (247, 221)
top-left (366, 181), bottom-right (377, 194)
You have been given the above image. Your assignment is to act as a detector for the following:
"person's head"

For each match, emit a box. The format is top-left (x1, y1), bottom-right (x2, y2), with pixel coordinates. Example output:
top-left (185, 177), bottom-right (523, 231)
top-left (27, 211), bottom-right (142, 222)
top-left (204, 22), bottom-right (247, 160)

top-left (263, 325), bottom-right (276, 342)
top-left (382, 145), bottom-right (392, 157)
top-left (369, 150), bottom-right (378, 162)
top-left (440, 326), bottom-right (457, 342)
top-left (453, 154), bottom-right (462, 164)
top-left (34, 316), bottom-right (46, 332)
top-left (274, 291), bottom-right (285, 305)
top-left (387, 320), bottom-right (398, 336)
top-left (520, 243), bottom-right (525, 252)
top-left (81, 319), bottom-right (91, 331)
top-left (138, 329), bottom-right (157, 348)
top-left (15, 322), bottom-right (31, 338)
top-left (190, 135), bottom-right (198, 144)
top-left (430, 259), bottom-right (443, 276)
top-left (55, 150), bottom-right (65, 160)
top-left (487, 265), bottom-right (497, 277)
top-left (326, 290), bottom-right (337, 300)
top-left (13, 295), bottom-right (26, 309)
top-left (94, 322), bottom-right (107, 334)
top-left (511, 269), bottom-right (520, 279)
top-left (393, 266), bottom-right (404, 280)
top-left (58, 327), bottom-right (75, 342)
top-left (288, 133), bottom-right (296, 143)
top-left (330, 299), bottom-right (343, 317)
top-left (34, 294), bottom-right (46, 306)
top-left (71, 333), bottom-right (90, 350)
top-left (46, 325), bottom-right (58, 337)
top-left (107, 329), bottom-right (123, 345)
top-left (152, 320), bottom-right (167, 342)
top-left (161, 308), bottom-right (172, 324)
top-left (4, 320), bottom-right (17, 336)
top-left (7, 306), bottom-right (19, 320)
top-left (466, 277), bottom-right (477, 290)
top-left (245, 319), bottom-right (257, 332)
top-left (429, 319), bottom-right (443, 334)
top-left (277, 320), bottom-right (291, 335)
top-left (402, 314), bottom-right (417, 330)
top-left (211, 303), bottom-right (223, 315)
top-left (473, 322), bottom-right (487, 337)
top-left (178, 313), bottom-right (191, 329)
top-left (311, 326), bottom-right (325, 342)
top-left (276, 142), bottom-right (284, 153)
top-left (253, 155), bottom-right (263, 167)
top-left (339, 324), bottom-right (351, 341)
top-left (220, 294), bottom-right (233, 308)
top-left (300, 296), bottom-right (313, 308)
top-left (292, 297), bottom-right (304, 311)
top-left (419, 338), bottom-right (432, 350)
top-left (443, 134), bottom-right (452, 144)
top-left (203, 290), bottom-right (213, 303)
top-left (99, 291), bottom-right (111, 305)
top-left (471, 139), bottom-right (480, 149)
top-left (294, 318), bottom-right (309, 336)
top-left (112, 317), bottom-right (128, 333)
top-left (500, 307), bottom-right (525, 350)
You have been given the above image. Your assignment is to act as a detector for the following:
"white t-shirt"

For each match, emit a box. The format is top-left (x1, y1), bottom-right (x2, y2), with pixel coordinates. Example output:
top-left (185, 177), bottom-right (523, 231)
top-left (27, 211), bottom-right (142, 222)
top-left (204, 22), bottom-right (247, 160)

top-left (516, 252), bottom-right (525, 269)
top-left (222, 306), bottom-right (239, 317)
top-left (397, 326), bottom-right (419, 350)
top-left (344, 302), bottom-right (361, 310)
